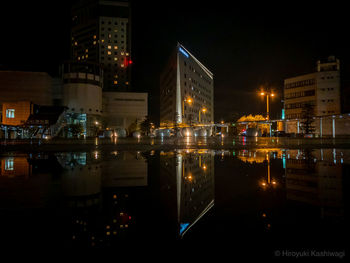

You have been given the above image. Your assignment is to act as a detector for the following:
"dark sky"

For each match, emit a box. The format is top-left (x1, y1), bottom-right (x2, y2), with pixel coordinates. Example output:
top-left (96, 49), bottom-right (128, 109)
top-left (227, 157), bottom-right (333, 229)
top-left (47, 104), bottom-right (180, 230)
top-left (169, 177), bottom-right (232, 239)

top-left (1, 1), bottom-right (350, 123)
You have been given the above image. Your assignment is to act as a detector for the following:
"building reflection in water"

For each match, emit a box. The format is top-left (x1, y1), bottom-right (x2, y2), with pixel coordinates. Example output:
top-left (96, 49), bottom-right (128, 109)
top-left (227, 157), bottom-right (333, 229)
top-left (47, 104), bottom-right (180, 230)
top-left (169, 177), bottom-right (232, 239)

top-left (235, 148), bottom-right (346, 234)
top-left (0, 155), bottom-right (31, 178)
top-left (285, 149), bottom-right (345, 219)
top-left (56, 151), bottom-right (147, 247)
top-left (159, 149), bottom-right (215, 238)
top-left (0, 154), bottom-right (62, 211)
top-left (0, 148), bottom-right (347, 246)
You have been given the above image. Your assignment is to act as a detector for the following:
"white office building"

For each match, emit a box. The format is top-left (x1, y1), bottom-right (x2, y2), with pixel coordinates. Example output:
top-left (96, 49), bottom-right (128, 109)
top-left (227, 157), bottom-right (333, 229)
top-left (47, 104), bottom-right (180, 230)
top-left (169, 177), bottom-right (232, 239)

top-left (160, 43), bottom-right (214, 127)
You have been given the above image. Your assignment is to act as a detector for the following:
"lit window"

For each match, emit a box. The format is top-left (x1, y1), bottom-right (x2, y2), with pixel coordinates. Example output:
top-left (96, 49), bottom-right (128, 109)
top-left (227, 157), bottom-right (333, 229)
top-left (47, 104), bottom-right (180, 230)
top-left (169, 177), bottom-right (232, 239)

top-left (93, 35), bottom-right (96, 39)
top-left (101, 39), bottom-right (105, 43)
top-left (114, 80), bottom-right (118, 84)
top-left (108, 45), bottom-right (111, 49)
top-left (74, 41), bottom-right (78, 46)
top-left (114, 46), bottom-right (118, 50)
top-left (107, 51), bottom-right (111, 55)
top-left (6, 109), bottom-right (15, 118)
top-left (126, 53), bottom-right (129, 56)
top-left (121, 52), bottom-right (125, 55)
top-left (86, 54), bottom-right (88, 58)
top-left (108, 34), bottom-right (112, 38)
top-left (5, 158), bottom-right (14, 171)
top-left (93, 41), bottom-right (96, 45)
top-left (126, 82), bottom-right (129, 85)
top-left (114, 57), bottom-right (117, 61)
top-left (85, 49), bottom-right (88, 53)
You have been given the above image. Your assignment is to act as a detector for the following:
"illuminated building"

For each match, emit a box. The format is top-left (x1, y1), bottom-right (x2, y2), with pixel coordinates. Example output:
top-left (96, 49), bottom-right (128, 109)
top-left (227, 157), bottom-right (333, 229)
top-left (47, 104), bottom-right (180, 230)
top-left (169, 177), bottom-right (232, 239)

top-left (284, 56), bottom-right (343, 135)
top-left (102, 91), bottom-right (148, 133)
top-left (1, 101), bottom-right (66, 139)
top-left (160, 43), bottom-right (214, 127)
top-left (284, 56), bottom-right (340, 120)
top-left (1, 101), bottom-right (32, 127)
top-left (62, 62), bottom-right (103, 137)
top-left (70, 0), bottom-right (131, 92)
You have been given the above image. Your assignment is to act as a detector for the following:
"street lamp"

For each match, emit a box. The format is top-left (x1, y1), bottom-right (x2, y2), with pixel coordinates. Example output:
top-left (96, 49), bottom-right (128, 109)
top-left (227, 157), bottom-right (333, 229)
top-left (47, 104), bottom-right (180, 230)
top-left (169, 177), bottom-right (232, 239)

top-left (182, 97), bottom-right (193, 123)
top-left (199, 107), bottom-right (207, 123)
top-left (259, 88), bottom-right (275, 120)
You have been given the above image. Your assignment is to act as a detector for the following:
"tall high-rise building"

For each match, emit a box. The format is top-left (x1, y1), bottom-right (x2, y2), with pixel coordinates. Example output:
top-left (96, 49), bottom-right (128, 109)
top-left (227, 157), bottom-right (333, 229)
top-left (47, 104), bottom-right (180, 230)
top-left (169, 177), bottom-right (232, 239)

top-left (160, 43), bottom-right (214, 127)
top-left (70, 0), bottom-right (131, 92)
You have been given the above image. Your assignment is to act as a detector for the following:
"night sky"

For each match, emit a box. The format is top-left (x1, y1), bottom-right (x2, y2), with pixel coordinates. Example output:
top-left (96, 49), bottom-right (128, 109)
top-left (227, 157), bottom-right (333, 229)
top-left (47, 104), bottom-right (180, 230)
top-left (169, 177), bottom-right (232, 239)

top-left (1, 1), bottom-right (349, 124)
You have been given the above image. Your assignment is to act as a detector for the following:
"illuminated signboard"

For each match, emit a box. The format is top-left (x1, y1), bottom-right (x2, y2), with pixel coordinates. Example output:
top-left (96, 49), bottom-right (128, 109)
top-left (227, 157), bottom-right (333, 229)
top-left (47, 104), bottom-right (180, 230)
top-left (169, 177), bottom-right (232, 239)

top-left (179, 47), bottom-right (189, 58)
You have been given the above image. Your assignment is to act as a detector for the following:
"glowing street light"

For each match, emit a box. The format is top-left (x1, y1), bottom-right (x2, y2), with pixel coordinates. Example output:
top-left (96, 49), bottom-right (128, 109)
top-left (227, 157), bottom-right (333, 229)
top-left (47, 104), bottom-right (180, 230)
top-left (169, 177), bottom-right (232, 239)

top-left (182, 97), bottom-right (193, 123)
top-left (199, 107), bottom-right (207, 123)
top-left (259, 87), bottom-right (275, 120)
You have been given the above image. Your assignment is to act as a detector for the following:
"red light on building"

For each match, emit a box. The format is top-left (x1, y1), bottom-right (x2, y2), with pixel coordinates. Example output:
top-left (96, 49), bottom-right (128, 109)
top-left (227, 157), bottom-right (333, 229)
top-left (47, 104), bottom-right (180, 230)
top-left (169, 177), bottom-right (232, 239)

top-left (123, 58), bottom-right (132, 67)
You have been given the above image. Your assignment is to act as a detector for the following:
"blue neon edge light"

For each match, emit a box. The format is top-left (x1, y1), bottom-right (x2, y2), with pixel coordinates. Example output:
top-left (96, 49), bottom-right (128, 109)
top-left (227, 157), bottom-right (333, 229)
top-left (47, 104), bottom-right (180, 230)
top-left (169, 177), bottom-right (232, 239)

top-left (179, 223), bottom-right (190, 235)
top-left (179, 47), bottom-right (189, 58)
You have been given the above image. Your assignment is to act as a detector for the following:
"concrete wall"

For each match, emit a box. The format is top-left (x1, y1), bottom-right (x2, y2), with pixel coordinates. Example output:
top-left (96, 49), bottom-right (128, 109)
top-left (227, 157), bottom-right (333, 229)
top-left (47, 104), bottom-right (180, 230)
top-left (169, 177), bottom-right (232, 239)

top-left (63, 82), bottom-right (102, 115)
top-left (1, 101), bottom-right (32, 126)
top-left (0, 71), bottom-right (53, 106)
top-left (102, 91), bottom-right (148, 130)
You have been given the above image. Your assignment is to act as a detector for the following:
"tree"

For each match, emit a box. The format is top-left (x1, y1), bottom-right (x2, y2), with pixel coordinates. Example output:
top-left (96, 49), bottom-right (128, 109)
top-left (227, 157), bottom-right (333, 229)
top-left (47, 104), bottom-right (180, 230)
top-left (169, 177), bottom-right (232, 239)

top-left (66, 123), bottom-right (84, 138)
top-left (300, 103), bottom-right (315, 134)
top-left (140, 116), bottom-right (152, 135)
top-left (127, 119), bottom-right (139, 136)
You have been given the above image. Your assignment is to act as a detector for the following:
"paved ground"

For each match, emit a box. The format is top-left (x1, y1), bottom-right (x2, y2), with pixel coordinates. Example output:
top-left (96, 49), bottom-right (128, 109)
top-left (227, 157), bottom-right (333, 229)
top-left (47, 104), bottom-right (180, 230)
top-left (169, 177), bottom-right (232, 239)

top-left (1, 136), bottom-right (350, 152)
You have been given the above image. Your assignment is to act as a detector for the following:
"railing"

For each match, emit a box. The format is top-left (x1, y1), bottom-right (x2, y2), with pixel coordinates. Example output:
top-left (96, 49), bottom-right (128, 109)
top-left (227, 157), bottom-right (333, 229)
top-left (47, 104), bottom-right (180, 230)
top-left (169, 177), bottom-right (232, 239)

top-left (51, 112), bottom-right (67, 138)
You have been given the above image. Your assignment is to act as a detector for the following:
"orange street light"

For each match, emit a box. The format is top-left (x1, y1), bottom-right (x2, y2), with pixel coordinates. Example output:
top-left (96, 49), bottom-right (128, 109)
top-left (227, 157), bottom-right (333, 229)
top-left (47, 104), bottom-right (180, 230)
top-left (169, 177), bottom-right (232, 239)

top-left (259, 88), bottom-right (276, 120)
top-left (182, 97), bottom-right (193, 121)
top-left (199, 107), bottom-right (207, 123)
top-left (186, 98), bottom-right (193, 104)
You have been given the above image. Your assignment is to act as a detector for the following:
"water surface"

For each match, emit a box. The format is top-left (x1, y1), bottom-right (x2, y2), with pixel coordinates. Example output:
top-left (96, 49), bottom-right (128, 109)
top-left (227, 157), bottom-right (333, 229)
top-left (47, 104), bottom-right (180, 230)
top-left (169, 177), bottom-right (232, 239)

top-left (0, 148), bottom-right (348, 256)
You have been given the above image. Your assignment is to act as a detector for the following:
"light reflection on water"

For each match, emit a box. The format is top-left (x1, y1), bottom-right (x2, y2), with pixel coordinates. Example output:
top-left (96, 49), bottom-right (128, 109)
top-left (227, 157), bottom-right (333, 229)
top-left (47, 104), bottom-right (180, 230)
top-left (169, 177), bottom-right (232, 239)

top-left (0, 148), bottom-right (347, 249)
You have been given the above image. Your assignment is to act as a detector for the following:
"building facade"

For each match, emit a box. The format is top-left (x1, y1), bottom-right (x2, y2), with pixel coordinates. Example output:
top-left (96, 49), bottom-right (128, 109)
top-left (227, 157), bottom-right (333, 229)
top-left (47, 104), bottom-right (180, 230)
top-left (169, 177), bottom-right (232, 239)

top-left (0, 71), bottom-right (55, 139)
top-left (1, 101), bottom-right (33, 127)
top-left (62, 62), bottom-right (103, 137)
top-left (102, 91), bottom-right (147, 133)
top-left (71, 0), bottom-right (131, 92)
top-left (284, 56), bottom-right (341, 120)
top-left (0, 71), bottom-right (53, 107)
top-left (284, 56), bottom-right (344, 135)
top-left (160, 43), bottom-right (214, 127)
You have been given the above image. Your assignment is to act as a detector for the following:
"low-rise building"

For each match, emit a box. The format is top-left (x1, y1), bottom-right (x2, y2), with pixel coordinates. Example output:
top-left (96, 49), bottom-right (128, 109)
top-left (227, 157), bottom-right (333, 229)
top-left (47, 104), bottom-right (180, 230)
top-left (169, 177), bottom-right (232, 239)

top-left (283, 56), bottom-right (347, 136)
top-left (284, 56), bottom-right (341, 120)
top-left (102, 91), bottom-right (148, 134)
